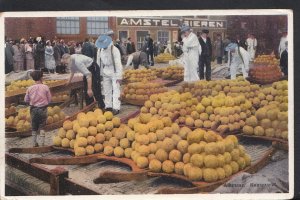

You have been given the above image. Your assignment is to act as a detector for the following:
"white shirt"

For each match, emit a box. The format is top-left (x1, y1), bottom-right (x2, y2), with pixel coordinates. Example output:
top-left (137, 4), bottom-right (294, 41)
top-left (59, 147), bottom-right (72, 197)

top-left (278, 36), bottom-right (288, 56)
top-left (69, 54), bottom-right (93, 77)
top-left (201, 36), bottom-right (207, 43)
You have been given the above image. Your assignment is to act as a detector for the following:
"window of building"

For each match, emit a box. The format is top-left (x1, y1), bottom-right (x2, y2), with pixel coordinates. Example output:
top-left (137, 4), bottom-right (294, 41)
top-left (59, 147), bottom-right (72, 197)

top-left (56, 17), bottom-right (80, 34)
top-left (119, 31), bottom-right (128, 42)
top-left (87, 17), bottom-right (109, 35)
top-left (136, 31), bottom-right (149, 50)
top-left (157, 31), bottom-right (170, 45)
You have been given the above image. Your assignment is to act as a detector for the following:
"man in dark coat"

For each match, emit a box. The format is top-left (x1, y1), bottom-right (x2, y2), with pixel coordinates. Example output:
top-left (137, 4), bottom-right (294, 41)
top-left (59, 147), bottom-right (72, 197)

top-left (5, 39), bottom-right (14, 74)
top-left (69, 42), bottom-right (75, 55)
top-left (235, 34), bottom-right (247, 50)
top-left (115, 39), bottom-right (124, 56)
top-left (81, 38), bottom-right (94, 59)
top-left (144, 34), bottom-right (154, 66)
top-left (198, 29), bottom-right (212, 81)
top-left (126, 37), bottom-right (135, 55)
top-left (214, 34), bottom-right (224, 64)
top-left (34, 37), bottom-right (45, 70)
top-left (58, 39), bottom-right (70, 57)
top-left (280, 41), bottom-right (288, 76)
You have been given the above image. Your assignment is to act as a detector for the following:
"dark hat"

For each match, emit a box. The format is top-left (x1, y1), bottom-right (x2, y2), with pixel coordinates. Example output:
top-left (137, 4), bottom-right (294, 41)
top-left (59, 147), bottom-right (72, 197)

top-left (282, 28), bottom-right (287, 33)
top-left (202, 29), bottom-right (209, 34)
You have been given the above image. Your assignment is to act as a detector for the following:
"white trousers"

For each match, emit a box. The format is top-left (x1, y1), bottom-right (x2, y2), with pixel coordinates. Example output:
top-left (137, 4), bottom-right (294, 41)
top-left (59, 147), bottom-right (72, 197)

top-left (103, 75), bottom-right (121, 110)
top-left (126, 54), bottom-right (134, 67)
top-left (247, 48), bottom-right (256, 61)
top-left (230, 63), bottom-right (248, 79)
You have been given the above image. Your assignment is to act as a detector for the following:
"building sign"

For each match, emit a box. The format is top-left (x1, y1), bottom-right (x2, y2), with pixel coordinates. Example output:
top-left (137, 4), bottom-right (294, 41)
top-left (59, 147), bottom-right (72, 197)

top-left (117, 17), bottom-right (227, 29)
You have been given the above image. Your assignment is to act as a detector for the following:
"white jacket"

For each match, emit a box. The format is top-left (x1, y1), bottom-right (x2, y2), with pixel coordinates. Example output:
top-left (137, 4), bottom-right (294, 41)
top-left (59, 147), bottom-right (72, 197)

top-left (278, 36), bottom-right (288, 57)
top-left (232, 46), bottom-right (250, 71)
top-left (97, 43), bottom-right (123, 80)
top-left (181, 32), bottom-right (201, 81)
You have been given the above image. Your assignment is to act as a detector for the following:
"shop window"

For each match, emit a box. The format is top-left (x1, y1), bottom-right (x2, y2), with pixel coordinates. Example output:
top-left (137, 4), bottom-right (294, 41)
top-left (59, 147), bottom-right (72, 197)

top-left (119, 31), bottom-right (128, 42)
top-left (87, 17), bottom-right (109, 35)
top-left (136, 31), bottom-right (149, 50)
top-left (157, 31), bottom-right (170, 45)
top-left (56, 17), bottom-right (80, 34)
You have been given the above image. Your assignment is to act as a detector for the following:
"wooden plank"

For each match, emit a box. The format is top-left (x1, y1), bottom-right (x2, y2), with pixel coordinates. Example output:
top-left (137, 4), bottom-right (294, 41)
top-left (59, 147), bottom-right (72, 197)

top-left (64, 178), bottom-right (100, 195)
top-left (163, 79), bottom-right (183, 87)
top-left (29, 154), bottom-right (99, 165)
top-left (50, 175), bottom-right (60, 195)
top-left (49, 171), bottom-right (69, 195)
top-left (93, 171), bottom-right (148, 184)
top-left (120, 110), bottom-right (140, 124)
top-left (272, 141), bottom-right (289, 151)
top-left (97, 155), bottom-right (145, 172)
top-left (121, 98), bottom-right (145, 106)
top-left (9, 146), bottom-right (54, 154)
top-left (237, 134), bottom-right (288, 145)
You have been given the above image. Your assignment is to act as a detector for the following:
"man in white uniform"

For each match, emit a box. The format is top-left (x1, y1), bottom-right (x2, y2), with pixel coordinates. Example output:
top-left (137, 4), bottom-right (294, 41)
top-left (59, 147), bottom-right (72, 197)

top-left (125, 51), bottom-right (148, 69)
top-left (96, 35), bottom-right (123, 115)
top-left (180, 24), bottom-right (201, 82)
top-left (278, 31), bottom-right (288, 58)
top-left (164, 41), bottom-right (172, 54)
top-left (246, 34), bottom-right (257, 61)
top-left (226, 43), bottom-right (250, 79)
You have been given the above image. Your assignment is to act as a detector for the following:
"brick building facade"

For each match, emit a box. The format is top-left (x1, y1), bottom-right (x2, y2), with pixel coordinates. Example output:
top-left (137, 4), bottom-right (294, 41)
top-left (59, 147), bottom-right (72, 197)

top-left (4, 16), bottom-right (227, 46)
top-left (5, 15), bottom-right (287, 54)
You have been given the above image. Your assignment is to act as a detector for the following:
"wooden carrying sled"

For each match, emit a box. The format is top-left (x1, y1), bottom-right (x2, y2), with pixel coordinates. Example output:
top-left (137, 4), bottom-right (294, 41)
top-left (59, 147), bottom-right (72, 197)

top-left (8, 138), bottom-right (276, 194)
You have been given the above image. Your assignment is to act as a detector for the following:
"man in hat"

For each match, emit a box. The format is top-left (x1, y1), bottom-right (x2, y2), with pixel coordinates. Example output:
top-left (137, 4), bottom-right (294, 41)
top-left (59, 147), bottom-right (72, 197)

top-left (246, 33), bottom-right (257, 61)
top-left (96, 35), bottom-right (123, 115)
top-left (278, 30), bottom-right (288, 58)
top-left (226, 43), bottom-right (250, 80)
top-left (106, 29), bottom-right (115, 38)
top-left (198, 29), bottom-right (212, 81)
top-left (61, 53), bottom-right (105, 109)
top-left (82, 38), bottom-right (95, 59)
top-left (180, 24), bottom-right (201, 81)
top-left (144, 33), bottom-right (154, 66)
top-left (125, 51), bottom-right (148, 69)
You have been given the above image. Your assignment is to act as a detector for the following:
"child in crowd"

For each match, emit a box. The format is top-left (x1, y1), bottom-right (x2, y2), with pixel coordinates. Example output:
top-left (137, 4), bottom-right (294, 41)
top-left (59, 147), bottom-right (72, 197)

top-left (24, 70), bottom-right (52, 147)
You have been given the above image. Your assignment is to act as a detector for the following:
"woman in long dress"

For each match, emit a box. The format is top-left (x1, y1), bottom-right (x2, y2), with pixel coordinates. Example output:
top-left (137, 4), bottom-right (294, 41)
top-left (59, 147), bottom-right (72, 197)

top-left (45, 40), bottom-right (56, 73)
top-left (12, 40), bottom-right (25, 72)
top-left (25, 41), bottom-right (35, 70)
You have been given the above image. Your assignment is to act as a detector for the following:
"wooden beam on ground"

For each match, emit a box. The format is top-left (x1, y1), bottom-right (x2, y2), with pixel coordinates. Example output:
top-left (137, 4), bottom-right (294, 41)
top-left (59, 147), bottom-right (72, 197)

top-left (63, 178), bottom-right (100, 195)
